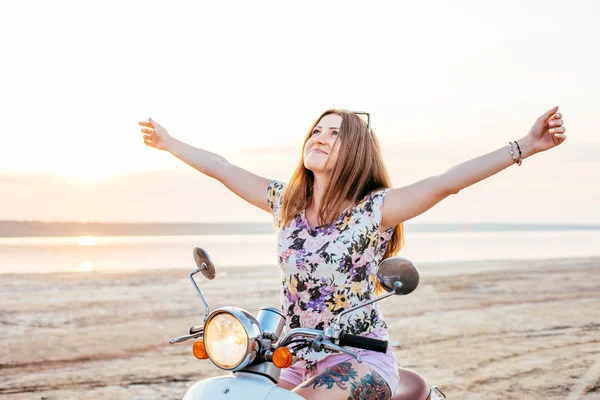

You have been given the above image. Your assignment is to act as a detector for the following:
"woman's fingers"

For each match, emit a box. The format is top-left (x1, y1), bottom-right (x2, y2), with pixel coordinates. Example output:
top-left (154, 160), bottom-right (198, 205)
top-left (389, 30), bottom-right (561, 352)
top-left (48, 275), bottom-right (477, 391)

top-left (139, 118), bottom-right (167, 150)
top-left (548, 118), bottom-right (563, 127)
top-left (538, 106), bottom-right (559, 122)
top-left (149, 117), bottom-right (162, 129)
top-left (554, 133), bottom-right (567, 142)
top-left (549, 126), bottom-right (566, 134)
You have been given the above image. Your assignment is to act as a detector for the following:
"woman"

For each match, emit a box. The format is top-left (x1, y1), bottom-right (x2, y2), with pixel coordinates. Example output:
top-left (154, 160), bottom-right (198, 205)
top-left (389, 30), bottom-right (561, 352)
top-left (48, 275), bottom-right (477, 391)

top-left (138, 107), bottom-right (566, 399)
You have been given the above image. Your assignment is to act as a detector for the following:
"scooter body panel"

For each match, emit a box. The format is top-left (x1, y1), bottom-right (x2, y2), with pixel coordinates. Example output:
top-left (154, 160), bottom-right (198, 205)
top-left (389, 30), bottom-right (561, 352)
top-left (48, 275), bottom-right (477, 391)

top-left (182, 373), bottom-right (303, 400)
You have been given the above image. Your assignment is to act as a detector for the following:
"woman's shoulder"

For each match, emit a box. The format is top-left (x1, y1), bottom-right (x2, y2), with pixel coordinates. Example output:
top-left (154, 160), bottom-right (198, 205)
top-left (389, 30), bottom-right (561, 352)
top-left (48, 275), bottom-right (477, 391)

top-left (356, 187), bottom-right (389, 206)
top-left (267, 180), bottom-right (288, 216)
top-left (267, 179), bottom-right (287, 198)
top-left (268, 179), bottom-right (287, 190)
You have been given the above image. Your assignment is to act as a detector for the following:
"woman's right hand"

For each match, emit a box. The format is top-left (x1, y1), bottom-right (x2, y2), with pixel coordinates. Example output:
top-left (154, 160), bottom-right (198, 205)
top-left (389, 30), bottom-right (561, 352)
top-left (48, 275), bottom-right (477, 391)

top-left (138, 118), bottom-right (172, 151)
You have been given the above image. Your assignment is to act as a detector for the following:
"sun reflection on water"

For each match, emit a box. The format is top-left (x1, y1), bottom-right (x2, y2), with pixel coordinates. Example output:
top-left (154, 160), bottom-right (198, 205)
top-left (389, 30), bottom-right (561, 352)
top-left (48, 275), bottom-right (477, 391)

top-left (78, 236), bottom-right (97, 246)
top-left (78, 261), bottom-right (94, 272)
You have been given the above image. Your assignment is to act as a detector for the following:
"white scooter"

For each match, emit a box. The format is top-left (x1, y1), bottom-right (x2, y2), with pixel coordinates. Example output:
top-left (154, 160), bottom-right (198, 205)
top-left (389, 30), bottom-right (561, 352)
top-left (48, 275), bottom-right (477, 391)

top-left (169, 247), bottom-right (447, 400)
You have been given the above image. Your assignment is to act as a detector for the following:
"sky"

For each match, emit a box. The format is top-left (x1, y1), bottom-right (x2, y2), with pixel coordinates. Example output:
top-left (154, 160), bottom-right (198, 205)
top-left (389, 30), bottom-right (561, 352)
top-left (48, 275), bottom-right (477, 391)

top-left (1, 0), bottom-right (599, 224)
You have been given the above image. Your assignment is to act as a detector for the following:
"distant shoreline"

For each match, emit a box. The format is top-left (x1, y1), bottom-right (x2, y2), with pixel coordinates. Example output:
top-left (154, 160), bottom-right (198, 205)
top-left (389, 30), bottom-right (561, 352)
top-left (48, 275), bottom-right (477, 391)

top-left (1, 220), bottom-right (600, 238)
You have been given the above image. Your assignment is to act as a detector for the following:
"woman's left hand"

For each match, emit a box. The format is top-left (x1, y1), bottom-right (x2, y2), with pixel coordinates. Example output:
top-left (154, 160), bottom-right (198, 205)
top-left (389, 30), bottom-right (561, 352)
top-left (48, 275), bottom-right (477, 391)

top-left (526, 106), bottom-right (567, 154)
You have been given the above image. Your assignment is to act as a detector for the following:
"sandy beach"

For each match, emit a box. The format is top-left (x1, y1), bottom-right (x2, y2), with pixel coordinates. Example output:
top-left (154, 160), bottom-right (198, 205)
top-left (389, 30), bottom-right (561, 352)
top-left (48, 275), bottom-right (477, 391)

top-left (1, 257), bottom-right (599, 400)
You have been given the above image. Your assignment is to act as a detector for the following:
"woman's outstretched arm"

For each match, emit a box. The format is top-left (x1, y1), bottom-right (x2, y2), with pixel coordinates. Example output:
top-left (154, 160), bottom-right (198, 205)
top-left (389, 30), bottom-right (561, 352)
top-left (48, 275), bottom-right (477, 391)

top-left (138, 118), bottom-right (272, 213)
top-left (380, 106), bottom-right (567, 230)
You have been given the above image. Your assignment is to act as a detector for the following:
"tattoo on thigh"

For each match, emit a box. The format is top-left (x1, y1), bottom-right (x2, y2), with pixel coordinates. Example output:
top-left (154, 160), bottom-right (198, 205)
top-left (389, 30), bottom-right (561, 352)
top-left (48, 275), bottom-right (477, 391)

top-left (300, 362), bottom-right (358, 390)
top-left (349, 369), bottom-right (392, 400)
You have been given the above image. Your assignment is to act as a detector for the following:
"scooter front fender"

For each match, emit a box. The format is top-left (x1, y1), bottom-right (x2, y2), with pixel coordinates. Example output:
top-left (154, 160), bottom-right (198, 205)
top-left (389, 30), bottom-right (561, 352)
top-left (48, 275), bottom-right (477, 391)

top-left (182, 372), bottom-right (303, 400)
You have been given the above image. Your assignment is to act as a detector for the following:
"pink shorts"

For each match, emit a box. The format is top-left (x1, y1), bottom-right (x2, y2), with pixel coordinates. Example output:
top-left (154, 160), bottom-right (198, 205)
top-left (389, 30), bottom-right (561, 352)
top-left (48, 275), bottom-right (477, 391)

top-left (279, 346), bottom-right (400, 395)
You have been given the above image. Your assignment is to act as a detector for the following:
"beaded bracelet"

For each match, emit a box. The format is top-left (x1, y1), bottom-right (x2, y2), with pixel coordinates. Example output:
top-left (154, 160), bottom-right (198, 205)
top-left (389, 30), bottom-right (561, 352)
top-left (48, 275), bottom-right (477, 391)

top-left (508, 142), bottom-right (522, 166)
top-left (514, 140), bottom-right (522, 159)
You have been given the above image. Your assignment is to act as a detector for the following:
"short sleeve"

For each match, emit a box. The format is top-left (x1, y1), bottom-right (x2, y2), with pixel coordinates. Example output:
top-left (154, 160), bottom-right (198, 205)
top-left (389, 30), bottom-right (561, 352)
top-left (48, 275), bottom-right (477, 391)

top-left (367, 188), bottom-right (395, 236)
top-left (266, 179), bottom-right (287, 229)
top-left (365, 188), bottom-right (395, 258)
top-left (364, 188), bottom-right (387, 228)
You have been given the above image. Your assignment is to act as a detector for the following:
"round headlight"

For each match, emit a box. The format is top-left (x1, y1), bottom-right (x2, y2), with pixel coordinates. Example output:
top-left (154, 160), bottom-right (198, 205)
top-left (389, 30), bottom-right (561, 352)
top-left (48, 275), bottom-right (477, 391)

top-left (203, 307), bottom-right (262, 371)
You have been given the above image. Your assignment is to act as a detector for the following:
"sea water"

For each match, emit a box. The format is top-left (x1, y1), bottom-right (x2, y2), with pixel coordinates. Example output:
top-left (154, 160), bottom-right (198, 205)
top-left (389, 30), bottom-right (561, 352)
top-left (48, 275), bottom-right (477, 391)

top-left (1, 230), bottom-right (599, 274)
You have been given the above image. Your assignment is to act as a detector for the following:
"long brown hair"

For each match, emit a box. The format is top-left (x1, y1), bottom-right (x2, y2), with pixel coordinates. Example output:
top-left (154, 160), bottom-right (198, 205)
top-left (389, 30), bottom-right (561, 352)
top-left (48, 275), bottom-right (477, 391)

top-left (281, 109), bottom-right (403, 259)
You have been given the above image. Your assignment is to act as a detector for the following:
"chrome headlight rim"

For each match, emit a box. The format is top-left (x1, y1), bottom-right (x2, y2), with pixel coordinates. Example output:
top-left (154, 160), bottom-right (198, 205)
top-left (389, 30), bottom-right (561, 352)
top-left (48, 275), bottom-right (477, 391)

top-left (204, 307), bottom-right (263, 371)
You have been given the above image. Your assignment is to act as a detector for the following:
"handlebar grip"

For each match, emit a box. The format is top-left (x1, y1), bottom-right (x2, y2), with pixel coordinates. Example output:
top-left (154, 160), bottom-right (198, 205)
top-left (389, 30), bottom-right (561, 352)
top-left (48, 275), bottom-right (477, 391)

top-left (338, 333), bottom-right (388, 353)
top-left (189, 326), bottom-right (204, 335)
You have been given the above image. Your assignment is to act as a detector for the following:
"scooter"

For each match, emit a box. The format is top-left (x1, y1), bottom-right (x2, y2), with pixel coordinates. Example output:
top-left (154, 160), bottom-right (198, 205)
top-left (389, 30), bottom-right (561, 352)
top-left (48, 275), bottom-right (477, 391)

top-left (169, 247), bottom-right (447, 400)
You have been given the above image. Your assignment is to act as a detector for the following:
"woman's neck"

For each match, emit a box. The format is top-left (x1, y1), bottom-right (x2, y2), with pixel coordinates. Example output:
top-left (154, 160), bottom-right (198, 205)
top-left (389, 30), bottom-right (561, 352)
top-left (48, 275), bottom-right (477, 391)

top-left (310, 176), bottom-right (328, 211)
top-left (310, 175), bottom-right (352, 216)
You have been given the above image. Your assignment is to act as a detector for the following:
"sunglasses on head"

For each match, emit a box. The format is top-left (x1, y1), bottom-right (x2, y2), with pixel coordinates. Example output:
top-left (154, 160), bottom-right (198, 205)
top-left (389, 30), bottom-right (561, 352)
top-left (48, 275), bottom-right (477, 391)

top-left (350, 111), bottom-right (371, 131)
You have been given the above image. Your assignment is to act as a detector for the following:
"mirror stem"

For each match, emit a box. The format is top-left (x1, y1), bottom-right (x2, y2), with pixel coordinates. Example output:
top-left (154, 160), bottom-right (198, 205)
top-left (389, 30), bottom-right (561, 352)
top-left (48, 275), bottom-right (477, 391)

top-left (190, 266), bottom-right (210, 323)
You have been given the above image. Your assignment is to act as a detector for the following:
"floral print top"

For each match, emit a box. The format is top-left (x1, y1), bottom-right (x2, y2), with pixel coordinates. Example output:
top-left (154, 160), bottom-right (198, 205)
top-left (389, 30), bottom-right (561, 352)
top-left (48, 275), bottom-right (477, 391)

top-left (267, 180), bottom-right (395, 364)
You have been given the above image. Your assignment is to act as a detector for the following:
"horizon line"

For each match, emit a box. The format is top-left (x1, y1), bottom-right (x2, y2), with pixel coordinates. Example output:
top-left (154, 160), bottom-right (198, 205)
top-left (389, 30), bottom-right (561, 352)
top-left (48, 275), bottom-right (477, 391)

top-left (2, 220), bottom-right (600, 227)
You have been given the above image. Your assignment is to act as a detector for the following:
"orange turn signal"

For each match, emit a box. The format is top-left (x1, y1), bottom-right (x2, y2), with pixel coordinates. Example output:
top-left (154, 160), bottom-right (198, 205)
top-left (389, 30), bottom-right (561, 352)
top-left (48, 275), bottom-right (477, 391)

top-left (272, 347), bottom-right (293, 368)
top-left (192, 340), bottom-right (208, 360)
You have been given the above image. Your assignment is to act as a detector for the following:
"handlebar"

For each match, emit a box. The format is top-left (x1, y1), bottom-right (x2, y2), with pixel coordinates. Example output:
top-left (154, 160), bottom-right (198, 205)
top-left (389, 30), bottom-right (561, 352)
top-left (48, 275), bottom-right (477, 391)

top-left (174, 325), bottom-right (388, 359)
top-left (277, 328), bottom-right (388, 362)
top-left (338, 332), bottom-right (388, 353)
top-left (278, 328), bottom-right (324, 347)
top-left (189, 325), bottom-right (204, 335)
top-left (169, 326), bottom-right (204, 345)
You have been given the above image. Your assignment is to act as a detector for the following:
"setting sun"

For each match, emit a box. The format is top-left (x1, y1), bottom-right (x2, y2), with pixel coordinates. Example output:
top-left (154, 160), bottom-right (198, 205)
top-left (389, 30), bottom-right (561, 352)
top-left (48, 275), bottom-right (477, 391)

top-left (51, 154), bottom-right (131, 185)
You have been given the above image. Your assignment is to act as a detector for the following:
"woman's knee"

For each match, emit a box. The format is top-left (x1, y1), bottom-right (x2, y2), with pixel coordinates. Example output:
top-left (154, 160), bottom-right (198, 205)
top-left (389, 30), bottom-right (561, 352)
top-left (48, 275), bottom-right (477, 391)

top-left (393, 368), bottom-right (430, 400)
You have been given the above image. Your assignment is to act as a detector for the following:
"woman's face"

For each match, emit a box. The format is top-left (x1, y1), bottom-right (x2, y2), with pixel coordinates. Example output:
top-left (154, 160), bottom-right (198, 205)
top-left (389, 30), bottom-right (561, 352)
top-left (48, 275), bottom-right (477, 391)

top-left (303, 113), bottom-right (342, 175)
